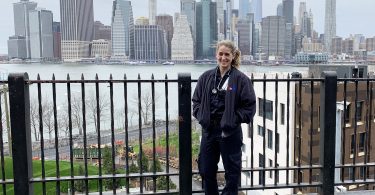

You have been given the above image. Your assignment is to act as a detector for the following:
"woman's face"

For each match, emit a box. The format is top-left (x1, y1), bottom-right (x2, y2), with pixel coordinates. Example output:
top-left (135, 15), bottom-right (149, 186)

top-left (216, 45), bottom-right (234, 70)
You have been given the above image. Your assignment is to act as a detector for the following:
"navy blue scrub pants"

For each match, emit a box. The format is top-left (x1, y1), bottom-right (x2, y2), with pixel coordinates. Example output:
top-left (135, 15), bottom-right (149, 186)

top-left (198, 125), bottom-right (242, 195)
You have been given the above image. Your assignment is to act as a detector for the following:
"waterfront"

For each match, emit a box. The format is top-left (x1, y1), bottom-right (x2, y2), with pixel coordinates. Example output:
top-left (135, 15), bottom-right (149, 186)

top-left (0, 63), bottom-right (308, 142)
top-left (0, 63), bottom-right (307, 80)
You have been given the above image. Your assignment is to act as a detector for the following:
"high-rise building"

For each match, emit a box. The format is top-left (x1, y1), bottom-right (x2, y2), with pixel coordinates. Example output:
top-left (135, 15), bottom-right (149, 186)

top-left (224, 0), bottom-right (234, 40)
top-left (324, 0), bottom-right (336, 53)
top-left (237, 13), bottom-right (254, 56)
top-left (196, 0), bottom-right (217, 59)
top-left (253, 23), bottom-right (261, 59)
top-left (366, 37), bottom-right (375, 52)
top-left (343, 38), bottom-right (354, 55)
top-left (111, 0), bottom-right (134, 60)
top-left (301, 11), bottom-right (313, 38)
top-left (12, 0), bottom-right (37, 58)
top-left (239, 0), bottom-right (251, 19)
top-left (149, 0), bottom-right (156, 25)
top-left (180, 0), bottom-right (196, 40)
top-left (216, 0), bottom-right (224, 34)
top-left (7, 35), bottom-right (27, 59)
top-left (298, 1), bottom-right (306, 25)
top-left (94, 21), bottom-right (111, 40)
top-left (277, 3), bottom-right (283, 17)
top-left (352, 34), bottom-right (366, 51)
top-left (60, 0), bottom-right (94, 61)
top-left (331, 36), bottom-right (343, 55)
top-left (171, 14), bottom-right (194, 62)
top-left (252, 0), bottom-right (262, 24)
top-left (156, 14), bottom-right (173, 59)
top-left (134, 25), bottom-right (167, 61)
top-left (52, 22), bottom-right (61, 59)
top-left (29, 8), bottom-right (54, 60)
top-left (285, 23), bottom-right (293, 59)
top-left (261, 16), bottom-right (286, 59)
top-left (282, 0), bottom-right (294, 24)
top-left (135, 17), bottom-right (149, 25)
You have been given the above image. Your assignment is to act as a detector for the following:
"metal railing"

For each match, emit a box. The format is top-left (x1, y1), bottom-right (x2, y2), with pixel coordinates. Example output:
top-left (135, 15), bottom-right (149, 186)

top-left (0, 72), bottom-right (375, 194)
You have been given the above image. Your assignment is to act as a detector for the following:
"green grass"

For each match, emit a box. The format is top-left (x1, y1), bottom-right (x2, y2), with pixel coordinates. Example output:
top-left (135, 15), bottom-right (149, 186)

top-left (133, 129), bottom-right (201, 159)
top-left (0, 157), bottom-right (125, 195)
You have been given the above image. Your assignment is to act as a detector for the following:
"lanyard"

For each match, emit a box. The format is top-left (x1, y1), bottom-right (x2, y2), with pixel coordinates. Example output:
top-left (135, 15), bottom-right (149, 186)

top-left (212, 67), bottom-right (231, 94)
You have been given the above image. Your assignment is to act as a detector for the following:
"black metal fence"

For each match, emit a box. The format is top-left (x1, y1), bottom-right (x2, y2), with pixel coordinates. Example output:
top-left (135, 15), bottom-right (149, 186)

top-left (0, 72), bottom-right (375, 195)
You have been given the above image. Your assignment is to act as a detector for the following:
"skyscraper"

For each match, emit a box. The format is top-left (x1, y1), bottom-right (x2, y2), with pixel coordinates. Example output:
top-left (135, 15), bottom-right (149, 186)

top-left (261, 16), bottom-right (286, 59)
top-left (8, 35), bottom-right (27, 59)
top-left (216, 0), bottom-right (224, 34)
top-left (252, 0), bottom-right (262, 24)
top-left (298, 1), bottom-right (306, 25)
top-left (52, 22), bottom-right (61, 59)
top-left (60, 0), bottom-right (94, 61)
top-left (225, 0), bottom-right (234, 40)
top-left (94, 21), bottom-right (111, 40)
top-left (149, 0), bottom-right (156, 25)
top-left (180, 0), bottom-right (196, 41)
top-left (134, 25), bottom-right (167, 61)
top-left (237, 13), bottom-right (254, 56)
top-left (111, 0), bottom-right (134, 60)
top-left (156, 14), bottom-right (173, 59)
top-left (277, 3), bottom-right (283, 16)
top-left (324, 0), bottom-right (336, 53)
top-left (282, 0), bottom-right (294, 24)
top-left (239, 0), bottom-right (250, 19)
top-left (196, 0), bottom-right (217, 59)
top-left (171, 14), bottom-right (194, 62)
top-left (29, 8), bottom-right (54, 60)
top-left (12, 0), bottom-right (37, 58)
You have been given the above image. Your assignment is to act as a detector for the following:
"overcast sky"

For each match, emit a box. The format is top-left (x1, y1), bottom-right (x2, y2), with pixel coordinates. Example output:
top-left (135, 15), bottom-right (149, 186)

top-left (0, 0), bottom-right (374, 54)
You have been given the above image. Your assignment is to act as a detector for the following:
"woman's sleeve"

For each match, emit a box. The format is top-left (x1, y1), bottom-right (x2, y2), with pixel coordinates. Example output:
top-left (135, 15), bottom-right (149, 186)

top-left (236, 76), bottom-right (256, 124)
top-left (192, 75), bottom-right (203, 119)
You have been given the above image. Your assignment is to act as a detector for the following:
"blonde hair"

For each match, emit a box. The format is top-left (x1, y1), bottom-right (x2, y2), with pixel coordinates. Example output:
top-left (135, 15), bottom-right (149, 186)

top-left (216, 40), bottom-right (241, 69)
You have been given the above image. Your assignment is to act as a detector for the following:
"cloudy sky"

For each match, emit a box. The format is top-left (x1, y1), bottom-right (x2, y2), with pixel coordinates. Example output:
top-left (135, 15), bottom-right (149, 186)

top-left (0, 0), bottom-right (374, 54)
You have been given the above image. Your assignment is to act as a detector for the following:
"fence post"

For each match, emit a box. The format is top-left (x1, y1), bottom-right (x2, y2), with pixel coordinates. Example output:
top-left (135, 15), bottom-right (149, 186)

top-left (319, 71), bottom-right (337, 195)
top-left (178, 73), bottom-right (192, 195)
top-left (8, 73), bottom-right (33, 195)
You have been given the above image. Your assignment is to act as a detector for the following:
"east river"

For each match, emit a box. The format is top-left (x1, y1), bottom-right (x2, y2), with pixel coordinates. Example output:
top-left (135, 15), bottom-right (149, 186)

top-left (0, 63), bottom-right (307, 142)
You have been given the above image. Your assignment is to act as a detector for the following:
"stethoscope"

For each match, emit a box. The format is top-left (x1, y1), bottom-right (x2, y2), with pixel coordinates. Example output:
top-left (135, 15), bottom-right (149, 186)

top-left (212, 66), bottom-right (231, 94)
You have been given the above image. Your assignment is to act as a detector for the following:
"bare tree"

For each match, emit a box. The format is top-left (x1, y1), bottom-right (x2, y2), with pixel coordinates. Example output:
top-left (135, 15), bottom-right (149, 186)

top-left (58, 103), bottom-right (70, 138)
top-left (30, 98), bottom-right (40, 141)
top-left (42, 99), bottom-right (54, 140)
top-left (71, 94), bottom-right (83, 135)
top-left (132, 90), bottom-right (159, 125)
top-left (86, 91), bottom-right (109, 133)
top-left (115, 108), bottom-right (125, 131)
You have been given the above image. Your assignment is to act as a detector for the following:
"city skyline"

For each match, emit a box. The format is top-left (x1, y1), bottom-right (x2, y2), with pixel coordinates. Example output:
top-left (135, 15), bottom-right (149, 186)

top-left (1, 0), bottom-right (375, 55)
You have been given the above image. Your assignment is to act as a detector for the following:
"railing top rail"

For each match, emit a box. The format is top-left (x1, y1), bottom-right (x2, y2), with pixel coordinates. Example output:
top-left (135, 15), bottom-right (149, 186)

top-left (27, 79), bottom-right (180, 84)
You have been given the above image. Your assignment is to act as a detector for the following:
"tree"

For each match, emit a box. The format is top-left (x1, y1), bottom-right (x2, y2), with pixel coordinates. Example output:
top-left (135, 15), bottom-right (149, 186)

top-left (75, 164), bottom-right (86, 192)
top-left (132, 91), bottom-right (159, 125)
top-left (86, 91), bottom-right (109, 133)
top-left (71, 94), bottom-right (83, 135)
top-left (156, 176), bottom-right (177, 190)
top-left (58, 103), bottom-right (70, 138)
top-left (103, 146), bottom-right (120, 190)
top-left (29, 98), bottom-right (40, 141)
top-left (150, 157), bottom-right (163, 172)
top-left (42, 98), bottom-right (54, 140)
top-left (137, 150), bottom-right (149, 173)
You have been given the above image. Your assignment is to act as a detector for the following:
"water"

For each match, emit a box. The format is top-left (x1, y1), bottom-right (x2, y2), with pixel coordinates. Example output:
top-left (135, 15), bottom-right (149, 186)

top-left (0, 63), bottom-right (307, 142)
top-left (0, 63), bottom-right (307, 80)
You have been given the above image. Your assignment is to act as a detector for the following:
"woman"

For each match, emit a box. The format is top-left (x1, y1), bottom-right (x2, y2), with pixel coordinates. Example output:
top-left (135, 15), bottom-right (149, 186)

top-left (192, 40), bottom-right (256, 195)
